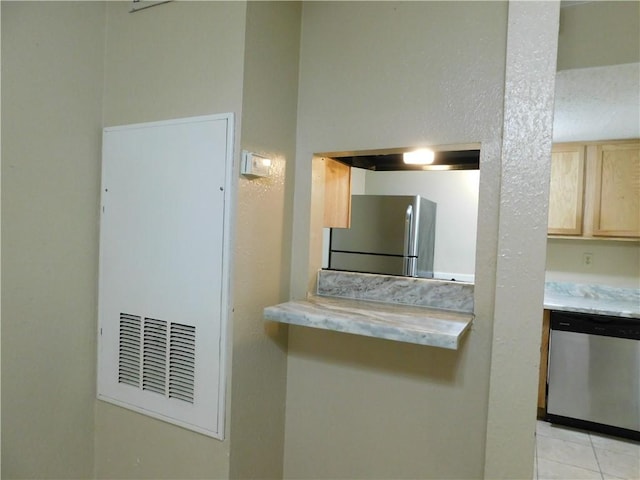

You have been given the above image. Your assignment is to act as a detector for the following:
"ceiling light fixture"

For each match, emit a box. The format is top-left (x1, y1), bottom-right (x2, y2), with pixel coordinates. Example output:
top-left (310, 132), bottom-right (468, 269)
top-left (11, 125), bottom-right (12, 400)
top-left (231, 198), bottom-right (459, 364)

top-left (403, 148), bottom-right (435, 165)
top-left (422, 164), bottom-right (451, 171)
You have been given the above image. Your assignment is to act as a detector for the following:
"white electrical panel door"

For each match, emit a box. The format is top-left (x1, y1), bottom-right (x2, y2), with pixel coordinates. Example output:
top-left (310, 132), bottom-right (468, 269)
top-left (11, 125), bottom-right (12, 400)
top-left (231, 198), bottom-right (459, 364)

top-left (97, 114), bottom-right (233, 439)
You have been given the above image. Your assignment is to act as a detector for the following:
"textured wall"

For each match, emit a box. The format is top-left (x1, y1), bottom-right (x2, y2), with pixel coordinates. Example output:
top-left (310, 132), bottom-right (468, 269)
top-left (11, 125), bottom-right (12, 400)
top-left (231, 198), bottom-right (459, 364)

top-left (551, 0), bottom-right (639, 291)
top-left (286, 2), bottom-right (507, 478)
top-left (228, 2), bottom-right (301, 478)
top-left (553, 63), bottom-right (640, 143)
top-left (95, 3), bottom-right (246, 478)
top-left (484, 2), bottom-right (560, 478)
top-left (557, 1), bottom-right (639, 71)
top-left (291, 1), bottom-right (507, 299)
top-left (1, 2), bottom-right (105, 478)
top-left (546, 239), bottom-right (640, 289)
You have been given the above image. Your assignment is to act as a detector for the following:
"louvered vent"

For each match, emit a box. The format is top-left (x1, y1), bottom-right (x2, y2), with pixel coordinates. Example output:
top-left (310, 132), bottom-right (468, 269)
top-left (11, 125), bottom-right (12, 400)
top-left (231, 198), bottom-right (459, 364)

top-left (143, 318), bottom-right (167, 395)
top-left (169, 324), bottom-right (196, 403)
top-left (118, 314), bottom-right (195, 404)
top-left (118, 314), bottom-right (141, 387)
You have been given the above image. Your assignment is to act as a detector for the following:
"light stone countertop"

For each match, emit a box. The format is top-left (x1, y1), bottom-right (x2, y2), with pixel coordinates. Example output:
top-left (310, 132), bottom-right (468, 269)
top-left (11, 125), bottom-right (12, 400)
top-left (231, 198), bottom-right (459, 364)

top-left (544, 282), bottom-right (640, 319)
top-left (263, 274), bottom-right (639, 349)
top-left (317, 270), bottom-right (474, 313)
top-left (263, 294), bottom-right (473, 349)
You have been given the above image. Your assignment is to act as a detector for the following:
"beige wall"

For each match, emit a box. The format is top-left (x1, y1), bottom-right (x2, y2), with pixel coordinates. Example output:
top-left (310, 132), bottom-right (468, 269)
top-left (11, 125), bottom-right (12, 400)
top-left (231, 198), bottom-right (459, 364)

top-left (286, 2), bottom-right (507, 478)
top-left (97, 2), bottom-right (299, 478)
top-left (228, 2), bottom-right (300, 478)
top-left (3, 2), bottom-right (297, 478)
top-left (95, 2), bottom-right (246, 478)
top-left (5, 2), bottom-right (615, 479)
top-left (1, 2), bottom-right (105, 478)
top-left (551, 0), bottom-right (640, 289)
top-left (546, 239), bottom-right (640, 289)
top-left (484, 2), bottom-right (559, 477)
top-left (557, 1), bottom-right (640, 71)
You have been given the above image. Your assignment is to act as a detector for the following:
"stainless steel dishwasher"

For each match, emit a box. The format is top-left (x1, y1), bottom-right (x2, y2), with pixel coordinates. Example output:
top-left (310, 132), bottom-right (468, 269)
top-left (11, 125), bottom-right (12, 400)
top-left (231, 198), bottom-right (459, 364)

top-left (546, 310), bottom-right (640, 441)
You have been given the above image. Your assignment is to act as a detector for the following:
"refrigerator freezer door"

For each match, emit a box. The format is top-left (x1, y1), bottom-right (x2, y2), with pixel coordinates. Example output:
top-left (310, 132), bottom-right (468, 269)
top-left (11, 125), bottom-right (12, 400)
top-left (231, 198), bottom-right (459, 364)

top-left (328, 194), bottom-right (435, 278)
top-left (330, 195), bottom-right (414, 255)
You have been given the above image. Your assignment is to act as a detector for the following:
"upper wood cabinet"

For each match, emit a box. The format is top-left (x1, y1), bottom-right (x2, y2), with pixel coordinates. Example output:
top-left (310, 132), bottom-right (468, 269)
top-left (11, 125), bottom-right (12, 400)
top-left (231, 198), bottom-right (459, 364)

top-left (592, 142), bottom-right (640, 237)
top-left (323, 157), bottom-right (351, 228)
top-left (548, 144), bottom-right (585, 235)
top-left (548, 140), bottom-right (639, 240)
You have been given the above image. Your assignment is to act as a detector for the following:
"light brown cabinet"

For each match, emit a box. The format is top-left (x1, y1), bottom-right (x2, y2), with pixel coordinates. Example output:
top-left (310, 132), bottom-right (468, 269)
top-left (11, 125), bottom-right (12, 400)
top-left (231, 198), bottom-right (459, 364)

top-left (548, 145), bottom-right (585, 235)
top-left (592, 142), bottom-right (640, 237)
top-left (322, 157), bottom-right (351, 228)
top-left (548, 140), bottom-right (640, 240)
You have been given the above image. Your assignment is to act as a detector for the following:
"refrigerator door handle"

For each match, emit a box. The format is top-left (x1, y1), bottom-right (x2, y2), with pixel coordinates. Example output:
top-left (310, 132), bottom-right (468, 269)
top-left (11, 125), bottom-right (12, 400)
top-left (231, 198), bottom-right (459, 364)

top-left (404, 205), bottom-right (416, 276)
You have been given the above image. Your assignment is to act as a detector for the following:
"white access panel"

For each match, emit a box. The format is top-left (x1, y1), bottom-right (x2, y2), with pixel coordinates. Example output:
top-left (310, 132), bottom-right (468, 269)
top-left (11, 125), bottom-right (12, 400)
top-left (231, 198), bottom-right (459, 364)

top-left (97, 113), bottom-right (234, 439)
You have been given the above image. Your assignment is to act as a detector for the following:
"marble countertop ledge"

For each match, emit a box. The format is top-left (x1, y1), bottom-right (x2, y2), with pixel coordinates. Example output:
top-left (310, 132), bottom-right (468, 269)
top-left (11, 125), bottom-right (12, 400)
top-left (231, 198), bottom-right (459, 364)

top-left (264, 294), bottom-right (474, 349)
top-left (317, 270), bottom-right (474, 313)
top-left (544, 282), bottom-right (640, 319)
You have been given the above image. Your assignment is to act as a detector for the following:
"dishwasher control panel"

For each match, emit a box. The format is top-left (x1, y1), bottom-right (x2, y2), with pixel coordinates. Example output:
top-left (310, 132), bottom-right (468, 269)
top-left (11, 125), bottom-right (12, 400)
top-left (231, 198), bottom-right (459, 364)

top-left (551, 311), bottom-right (640, 340)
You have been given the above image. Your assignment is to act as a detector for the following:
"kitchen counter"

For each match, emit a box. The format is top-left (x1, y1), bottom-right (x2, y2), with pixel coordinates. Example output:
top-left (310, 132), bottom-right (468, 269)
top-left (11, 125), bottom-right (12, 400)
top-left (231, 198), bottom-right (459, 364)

top-left (264, 271), bottom-right (474, 349)
top-left (544, 282), bottom-right (640, 318)
top-left (316, 270), bottom-right (474, 312)
top-left (264, 294), bottom-right (473, 349)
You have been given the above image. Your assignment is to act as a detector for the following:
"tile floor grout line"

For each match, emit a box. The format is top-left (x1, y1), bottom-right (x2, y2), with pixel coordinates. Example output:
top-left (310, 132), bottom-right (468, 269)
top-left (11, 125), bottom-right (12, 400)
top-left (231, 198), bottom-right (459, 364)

top-left (537, 443), bottom-right (603, 473)
top-left (536, 424), bottom-right (603, 476)
top-left (536, 433), bottom-right (592, 445)
top-left (588, 432), bottom-right (605, 480)
top-left (537, 456), bottom-right (607, 480)
top-left (538, 420), bottom-right (640, 479)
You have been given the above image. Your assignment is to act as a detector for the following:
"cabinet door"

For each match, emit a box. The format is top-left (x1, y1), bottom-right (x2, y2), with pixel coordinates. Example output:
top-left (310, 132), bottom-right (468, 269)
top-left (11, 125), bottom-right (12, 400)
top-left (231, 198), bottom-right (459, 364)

top-left (323, 157), bottom-right (351, 228)
top-left (548, 145), bottom-right (585, 235)
top-left (593, 143), bottom-right (640, 237)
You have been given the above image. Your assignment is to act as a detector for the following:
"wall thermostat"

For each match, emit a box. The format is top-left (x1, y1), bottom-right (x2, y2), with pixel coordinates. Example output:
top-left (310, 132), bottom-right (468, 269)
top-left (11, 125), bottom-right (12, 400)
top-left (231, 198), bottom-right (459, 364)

top-left (241, 150), bottom-right (272, 178)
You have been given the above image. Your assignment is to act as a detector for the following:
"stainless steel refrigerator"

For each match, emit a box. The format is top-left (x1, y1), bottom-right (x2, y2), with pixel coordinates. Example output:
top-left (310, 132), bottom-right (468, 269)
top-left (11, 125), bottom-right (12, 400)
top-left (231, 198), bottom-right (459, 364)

top-left (328, 194), bottom-right (436, 278)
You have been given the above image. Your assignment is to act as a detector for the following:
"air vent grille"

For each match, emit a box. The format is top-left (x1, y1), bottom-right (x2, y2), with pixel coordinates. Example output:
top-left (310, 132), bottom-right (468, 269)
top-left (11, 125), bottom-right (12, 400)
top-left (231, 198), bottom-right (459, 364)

top-left (118, 314), bottom-right (141, 387)
top-left (118, 313), bottom-right (195, 404)
top-left (143, 318), bottom-right (167, 395)
top-left (169, 324), bottom-right (196, 403)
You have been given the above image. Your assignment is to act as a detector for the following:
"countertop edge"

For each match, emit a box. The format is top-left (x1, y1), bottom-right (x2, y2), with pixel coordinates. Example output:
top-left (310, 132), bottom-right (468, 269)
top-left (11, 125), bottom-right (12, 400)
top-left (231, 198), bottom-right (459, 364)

top-left (543, 283), bottom-right (639, 319)
top-left (543, 302), bottom-right (640, 318)
top-left (263, 296), bottom-right (474, 349)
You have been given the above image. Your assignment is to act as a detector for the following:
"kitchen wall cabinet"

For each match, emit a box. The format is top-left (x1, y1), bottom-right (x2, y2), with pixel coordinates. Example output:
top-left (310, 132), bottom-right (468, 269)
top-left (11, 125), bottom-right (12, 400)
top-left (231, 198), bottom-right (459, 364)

top-left (323, 157), bottom-right (351, 228)
top-left (548, 140), bottom-right (639, 240)
top-left (548, 145), bottom-right (585, 235)
top-left (592, 142), bottom-right (640, 237)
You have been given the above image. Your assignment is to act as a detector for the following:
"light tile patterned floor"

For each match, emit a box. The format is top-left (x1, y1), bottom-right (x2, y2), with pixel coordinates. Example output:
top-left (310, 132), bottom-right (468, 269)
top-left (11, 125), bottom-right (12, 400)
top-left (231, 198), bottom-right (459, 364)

top-left (535, 420), bottom-right (640, 480)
